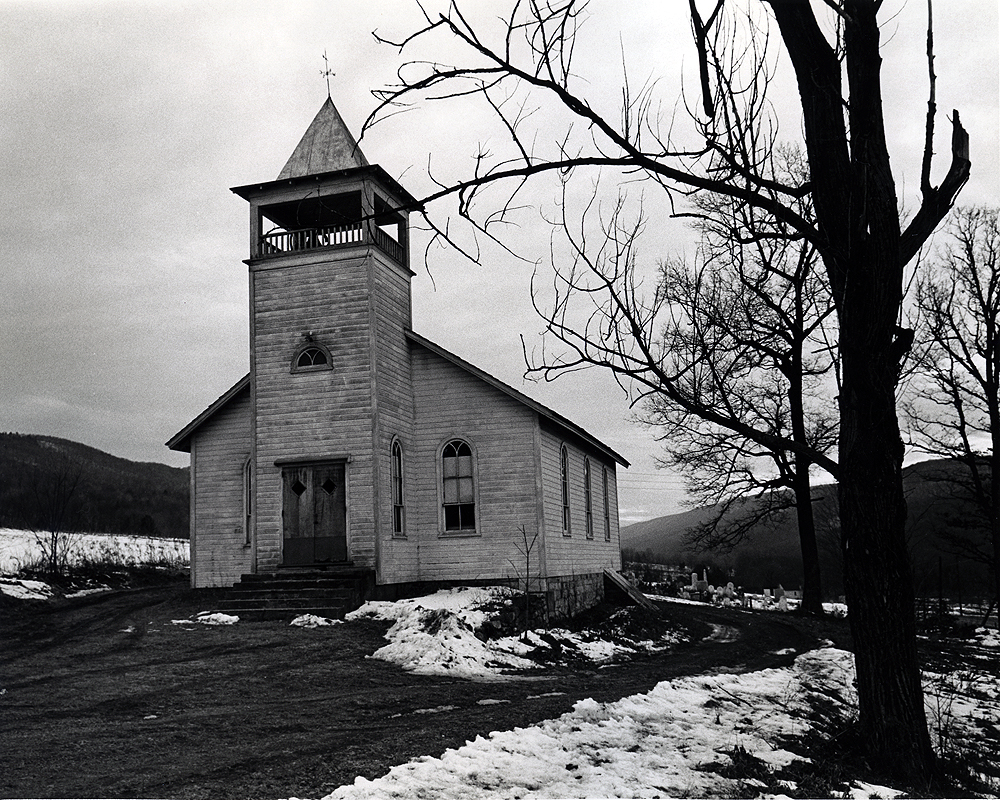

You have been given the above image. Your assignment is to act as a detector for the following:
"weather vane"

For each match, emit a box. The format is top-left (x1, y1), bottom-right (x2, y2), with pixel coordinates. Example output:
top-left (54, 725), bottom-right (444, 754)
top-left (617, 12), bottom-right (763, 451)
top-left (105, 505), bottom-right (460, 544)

top-left (321, 50), bottom-right (335, 98)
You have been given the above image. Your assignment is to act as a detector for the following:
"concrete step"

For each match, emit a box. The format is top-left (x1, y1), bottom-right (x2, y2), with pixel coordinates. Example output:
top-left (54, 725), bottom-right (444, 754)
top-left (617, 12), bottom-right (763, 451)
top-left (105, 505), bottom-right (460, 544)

top-left (226, 587), bottom-right (353, 600)
top-left (226, 582), bottom-right (355, 595)
top-left (219, 596), bottom-right (349, 610)
top-left (239, 568), bottom-right (366, 582)
top-left (219, 569), bottom-right (373, 620)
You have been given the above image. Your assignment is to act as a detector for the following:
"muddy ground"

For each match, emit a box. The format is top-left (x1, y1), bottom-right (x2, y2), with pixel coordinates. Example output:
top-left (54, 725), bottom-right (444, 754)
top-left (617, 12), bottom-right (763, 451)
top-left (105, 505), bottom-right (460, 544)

top-left (0, 579), bottom-right (852, 799)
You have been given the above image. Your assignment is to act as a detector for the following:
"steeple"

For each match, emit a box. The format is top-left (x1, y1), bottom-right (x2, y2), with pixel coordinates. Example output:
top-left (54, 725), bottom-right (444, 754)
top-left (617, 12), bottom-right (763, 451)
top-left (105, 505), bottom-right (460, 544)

top-left (276, 96), bottom-right (369, 180)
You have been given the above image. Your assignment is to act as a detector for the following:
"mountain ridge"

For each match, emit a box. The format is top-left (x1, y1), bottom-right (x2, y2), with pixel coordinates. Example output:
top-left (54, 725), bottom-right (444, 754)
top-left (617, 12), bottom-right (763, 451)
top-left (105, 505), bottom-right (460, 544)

top-left (0, 432), bottom-right (189, 539)
top-left (621, 459), bottom-right (992, 600)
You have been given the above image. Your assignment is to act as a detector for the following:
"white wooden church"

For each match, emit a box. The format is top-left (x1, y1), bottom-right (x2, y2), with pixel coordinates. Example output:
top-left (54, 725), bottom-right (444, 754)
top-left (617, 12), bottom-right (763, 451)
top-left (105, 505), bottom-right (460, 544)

top-left (168, 97), bottom-right (627, 617)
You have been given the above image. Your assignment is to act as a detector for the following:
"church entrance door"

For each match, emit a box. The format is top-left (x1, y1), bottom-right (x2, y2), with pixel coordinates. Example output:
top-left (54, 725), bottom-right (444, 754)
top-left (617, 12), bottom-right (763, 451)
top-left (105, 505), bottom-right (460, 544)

top-left (281, 463), bottom-right (347, 566)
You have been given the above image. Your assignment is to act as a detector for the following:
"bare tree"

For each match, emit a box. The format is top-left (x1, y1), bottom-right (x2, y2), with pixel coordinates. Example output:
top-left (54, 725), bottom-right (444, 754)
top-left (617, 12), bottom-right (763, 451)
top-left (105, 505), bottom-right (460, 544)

top-left (368, 0), bottom-right (970, 781)
top-left (907, 206), bottom-right (1000, 625)
top-left (647, 149), bottom-right (838, 615)
top-left (30, 464), bottom-right (83, 576)
top-left (509, 523), bottom-right (543, 638)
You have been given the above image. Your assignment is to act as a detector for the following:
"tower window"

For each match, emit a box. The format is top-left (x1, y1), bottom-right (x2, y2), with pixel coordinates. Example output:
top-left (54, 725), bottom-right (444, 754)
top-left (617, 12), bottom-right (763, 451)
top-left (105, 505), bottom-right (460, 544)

top-left (442, 439), bottom-right (476, 532)
top-left (291, 343), bottom-right (332, 372)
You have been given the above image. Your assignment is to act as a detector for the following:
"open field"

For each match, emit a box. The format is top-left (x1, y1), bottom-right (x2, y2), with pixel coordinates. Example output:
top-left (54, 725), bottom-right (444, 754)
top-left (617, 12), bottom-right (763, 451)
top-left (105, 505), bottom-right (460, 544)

top-left (0, 528), bottom-right (189, 577)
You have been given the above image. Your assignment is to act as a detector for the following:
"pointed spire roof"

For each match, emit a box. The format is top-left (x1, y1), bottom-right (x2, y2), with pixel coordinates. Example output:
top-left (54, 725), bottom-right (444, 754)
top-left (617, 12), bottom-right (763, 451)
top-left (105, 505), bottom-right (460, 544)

top-left (276, 96), bottom-right (369, 180)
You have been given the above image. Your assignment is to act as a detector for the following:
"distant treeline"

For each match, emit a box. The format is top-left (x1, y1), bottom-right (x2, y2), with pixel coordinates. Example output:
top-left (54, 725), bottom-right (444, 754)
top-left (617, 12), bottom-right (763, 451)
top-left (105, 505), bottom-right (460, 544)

top-left (0, 433), bottom-right (189, 539)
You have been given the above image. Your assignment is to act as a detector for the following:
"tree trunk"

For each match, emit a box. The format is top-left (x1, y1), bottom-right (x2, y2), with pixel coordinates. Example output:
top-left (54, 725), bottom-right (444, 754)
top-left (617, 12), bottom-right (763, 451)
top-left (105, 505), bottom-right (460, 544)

top-left (838, 256), bottom-right (936, 784)
top-left (792, 458), bottom-right (824, 615)
top-left (768, 1), bottom-right (938, 783)
top-left (990, 446), bottom-right (1000, 627)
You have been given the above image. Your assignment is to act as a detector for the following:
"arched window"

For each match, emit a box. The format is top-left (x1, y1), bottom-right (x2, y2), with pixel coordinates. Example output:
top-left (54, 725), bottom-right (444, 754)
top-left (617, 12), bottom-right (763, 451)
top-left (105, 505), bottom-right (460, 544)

top-left (603, 466), bottom-right (612, 541)
top-left (291, 342), bottom-right (332, 372)
top-left (442, 439), bottom-right (475, 532)
top-left (560, 445), bottom-right (571, 535)
top-left (584, 457), bottom-right (594, 539)
top-left (297, 347), bottom-right (327, 367)
top-left (243, 457), bottom-right (252, 546)
top-left (391, 440), bottom-right (405, 535)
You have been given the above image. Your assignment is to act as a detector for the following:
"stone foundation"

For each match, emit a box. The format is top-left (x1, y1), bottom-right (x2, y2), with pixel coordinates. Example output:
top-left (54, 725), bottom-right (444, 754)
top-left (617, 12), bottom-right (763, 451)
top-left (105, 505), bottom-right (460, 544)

top-left (372, 571), bottom-right (608, 624)
top-left (542, 572), bottom-right (606, 620)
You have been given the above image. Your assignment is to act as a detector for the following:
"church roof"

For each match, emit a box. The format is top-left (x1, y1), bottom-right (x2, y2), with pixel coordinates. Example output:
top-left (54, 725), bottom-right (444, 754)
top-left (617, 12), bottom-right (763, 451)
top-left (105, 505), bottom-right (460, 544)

top-left (406, 331), bottom-right (629, 467)
top-left (167, 334), bottom-right (629, 467)
top-left (166, 375), bottom-right (249, 453)
top-left (276, 96), bottom-right (369, 180)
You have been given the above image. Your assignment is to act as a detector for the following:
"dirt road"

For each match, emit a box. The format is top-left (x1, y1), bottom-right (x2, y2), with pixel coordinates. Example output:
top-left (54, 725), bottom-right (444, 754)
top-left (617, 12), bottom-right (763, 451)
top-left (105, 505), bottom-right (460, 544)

top-left (0, 582), bottom-right (850, 799)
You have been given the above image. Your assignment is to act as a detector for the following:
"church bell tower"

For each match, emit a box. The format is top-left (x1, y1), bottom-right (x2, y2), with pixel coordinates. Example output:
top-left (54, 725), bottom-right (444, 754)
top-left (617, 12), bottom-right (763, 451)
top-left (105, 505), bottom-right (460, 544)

top-left (230, 98), bottom-right (417, 575)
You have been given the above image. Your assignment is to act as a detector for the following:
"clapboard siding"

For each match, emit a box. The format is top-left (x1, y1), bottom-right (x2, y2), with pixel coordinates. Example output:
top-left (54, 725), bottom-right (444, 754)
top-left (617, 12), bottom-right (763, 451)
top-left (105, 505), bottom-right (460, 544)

top-left (539, 428), bottom-right (622, 576)
top-left (370, 252), bottom-right (415, 582)
top-left (251, 251), bottom-right (379, 571)
top-left (189, 387), bottom-right (252, 587)
top-left (249, 247), bottom-right (415, 574)
top-left (379, 344), bottom-right (542, 583)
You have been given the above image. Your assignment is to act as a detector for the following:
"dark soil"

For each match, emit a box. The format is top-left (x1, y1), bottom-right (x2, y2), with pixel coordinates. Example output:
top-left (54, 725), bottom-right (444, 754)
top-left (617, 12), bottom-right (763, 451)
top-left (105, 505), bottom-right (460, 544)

top-left (0, 578), bottom-right (852, 800)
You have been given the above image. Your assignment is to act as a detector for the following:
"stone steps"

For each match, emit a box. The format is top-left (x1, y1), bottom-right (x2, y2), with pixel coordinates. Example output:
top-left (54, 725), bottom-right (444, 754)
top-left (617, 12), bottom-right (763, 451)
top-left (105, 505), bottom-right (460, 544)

top-left (218, 568), bottom-right (372, 620)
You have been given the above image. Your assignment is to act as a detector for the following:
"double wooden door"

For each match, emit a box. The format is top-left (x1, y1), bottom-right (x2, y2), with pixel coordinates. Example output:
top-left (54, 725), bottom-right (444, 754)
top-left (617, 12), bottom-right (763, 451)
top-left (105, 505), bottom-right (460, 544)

top-left (281, 463), bottom-right (347, 565)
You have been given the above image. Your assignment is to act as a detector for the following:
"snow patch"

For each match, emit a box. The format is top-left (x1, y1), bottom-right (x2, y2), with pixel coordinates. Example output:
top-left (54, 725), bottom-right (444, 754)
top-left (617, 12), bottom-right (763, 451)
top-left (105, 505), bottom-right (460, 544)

top-left (171, 612), bottom-right (239, 626)
top-left (325, 647), bottom-right (862, 800)
top-left (349, 587), bottom-right (687, 680)
top-left (291, 614), bottom-right (342, 628)
top-left (0, 578), bottom-right (54, 600)
top-left (347, 588), bottom-right (536, 679)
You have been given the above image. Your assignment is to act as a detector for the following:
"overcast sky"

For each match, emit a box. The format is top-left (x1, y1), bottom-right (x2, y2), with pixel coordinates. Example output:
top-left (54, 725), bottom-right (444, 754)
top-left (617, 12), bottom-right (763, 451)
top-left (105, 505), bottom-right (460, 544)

top-left (1, 1), bottom-right (996, 525)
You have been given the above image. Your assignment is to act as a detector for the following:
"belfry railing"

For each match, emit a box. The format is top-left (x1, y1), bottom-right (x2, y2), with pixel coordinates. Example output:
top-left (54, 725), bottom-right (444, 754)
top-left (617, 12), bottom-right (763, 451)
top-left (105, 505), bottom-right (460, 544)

top-left (258, 222), bottom-right (404, 266)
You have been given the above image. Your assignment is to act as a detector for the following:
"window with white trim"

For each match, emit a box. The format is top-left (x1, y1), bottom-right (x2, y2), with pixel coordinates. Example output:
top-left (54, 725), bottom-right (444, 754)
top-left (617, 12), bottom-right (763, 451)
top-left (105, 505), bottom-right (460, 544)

top-left (442, 439), bottom-right (476, 532)
top-left (584, 457), bottom-right (594, 538)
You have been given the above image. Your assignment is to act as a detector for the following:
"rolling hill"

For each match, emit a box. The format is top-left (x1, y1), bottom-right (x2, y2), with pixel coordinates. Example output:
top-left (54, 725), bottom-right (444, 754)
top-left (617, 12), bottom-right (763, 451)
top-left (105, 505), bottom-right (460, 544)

top-left (0, 433), bottom-right (189, 539)
top-left (622, 459), bottom-right (993, 600)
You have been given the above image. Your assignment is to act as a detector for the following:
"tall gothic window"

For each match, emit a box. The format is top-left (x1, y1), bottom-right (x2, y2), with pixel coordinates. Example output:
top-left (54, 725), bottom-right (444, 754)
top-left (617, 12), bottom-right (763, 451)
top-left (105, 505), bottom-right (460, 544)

top-left (391, 440), bottom-right (405, 535)
top-left (243, 457), bottom-right (252, 546)
top-left (603, 466), bottom-right (612, 541)
top-left (584, 457), bottom-right (594, 539)
top-left (560, 445), bottom-right (571, 535)
top-left (442, 439), bottom-right (476, 532)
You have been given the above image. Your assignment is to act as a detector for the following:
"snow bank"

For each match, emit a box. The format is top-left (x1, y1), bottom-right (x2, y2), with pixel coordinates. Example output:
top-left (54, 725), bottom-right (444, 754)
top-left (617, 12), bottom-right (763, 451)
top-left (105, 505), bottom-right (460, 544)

top-left (348, 587), bottom-right (687, 680)
top-left (0, 577), bottom-right (54, 601)
top-left (325, 647), bottom-right (860, 800)
top-left (346, 587), bottom-right (536, 679)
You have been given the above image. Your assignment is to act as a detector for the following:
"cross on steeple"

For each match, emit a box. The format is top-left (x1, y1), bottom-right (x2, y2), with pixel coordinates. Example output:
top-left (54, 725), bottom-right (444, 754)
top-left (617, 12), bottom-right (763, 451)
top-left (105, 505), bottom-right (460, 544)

top-left (321, 50), bottom-right (335, 98)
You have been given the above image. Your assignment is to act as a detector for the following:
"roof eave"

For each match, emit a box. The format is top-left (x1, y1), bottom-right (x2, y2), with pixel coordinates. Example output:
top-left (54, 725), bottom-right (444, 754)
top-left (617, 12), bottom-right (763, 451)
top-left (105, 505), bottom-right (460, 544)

top-left (230, 164), bottom-right (418, 209)
top-left (166, 374), bottom-right (251, 453)
top-left (405, 330), bottom-right (630, 468)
